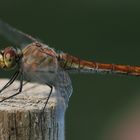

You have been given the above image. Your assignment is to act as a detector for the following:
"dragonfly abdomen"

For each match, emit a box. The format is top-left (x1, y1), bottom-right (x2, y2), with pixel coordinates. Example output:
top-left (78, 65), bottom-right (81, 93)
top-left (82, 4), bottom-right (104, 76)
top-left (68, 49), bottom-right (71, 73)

top-left (58, 53), bottom-right (140, 76)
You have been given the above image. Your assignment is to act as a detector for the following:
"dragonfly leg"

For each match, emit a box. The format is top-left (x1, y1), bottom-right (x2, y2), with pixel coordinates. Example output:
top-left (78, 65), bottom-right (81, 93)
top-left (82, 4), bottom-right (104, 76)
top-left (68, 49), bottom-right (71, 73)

top-left (0, 71), bottom-right (20, 93)
top-left (39, 83), bottom-right (53, 122)
top-left (0, 72), bottom-right (23, 102)
top-left (42, 83), bottom-right (53, 113)
top-left (13, 80), bottom-right (30, 91)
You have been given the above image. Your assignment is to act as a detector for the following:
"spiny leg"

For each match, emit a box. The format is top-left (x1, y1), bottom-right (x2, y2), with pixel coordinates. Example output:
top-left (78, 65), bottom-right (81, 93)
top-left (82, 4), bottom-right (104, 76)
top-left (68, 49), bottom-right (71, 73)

top-left (13, 80), bottom-right (30, 91)
top-left (39, 83), bottom-right (53, 122)
top-left (42, 83), bottom-right (53, 112)
top-left (32, 74), bottom-right (53, 112)
top-left (30, 74), bottom-right (53, 118)
top-left (0, 72), bottom-right (23, 102)
top-left (0, 71), bottom-right (20, 93)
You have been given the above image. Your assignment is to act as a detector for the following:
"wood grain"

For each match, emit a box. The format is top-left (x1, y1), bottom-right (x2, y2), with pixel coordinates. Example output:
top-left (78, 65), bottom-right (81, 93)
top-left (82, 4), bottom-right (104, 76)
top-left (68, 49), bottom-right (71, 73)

top-left (0, 79), bottom-right (67, 140)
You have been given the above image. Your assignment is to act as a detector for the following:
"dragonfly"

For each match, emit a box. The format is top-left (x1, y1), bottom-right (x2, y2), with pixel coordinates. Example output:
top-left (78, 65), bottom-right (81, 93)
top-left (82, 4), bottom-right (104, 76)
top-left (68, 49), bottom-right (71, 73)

top-left (0, 20), bottom-right (140, 110)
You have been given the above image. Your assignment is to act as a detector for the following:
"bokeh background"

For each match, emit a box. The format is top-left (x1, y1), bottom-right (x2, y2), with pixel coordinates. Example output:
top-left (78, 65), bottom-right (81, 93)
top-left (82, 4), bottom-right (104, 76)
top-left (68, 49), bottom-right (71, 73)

top-left (0, 0), bottom-right (140, 140)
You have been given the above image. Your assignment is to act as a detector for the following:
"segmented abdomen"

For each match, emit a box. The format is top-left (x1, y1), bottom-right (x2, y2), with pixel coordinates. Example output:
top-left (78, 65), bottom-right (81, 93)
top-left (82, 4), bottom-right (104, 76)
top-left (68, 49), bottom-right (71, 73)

top-left (58, 53), bottom-right (140, 76)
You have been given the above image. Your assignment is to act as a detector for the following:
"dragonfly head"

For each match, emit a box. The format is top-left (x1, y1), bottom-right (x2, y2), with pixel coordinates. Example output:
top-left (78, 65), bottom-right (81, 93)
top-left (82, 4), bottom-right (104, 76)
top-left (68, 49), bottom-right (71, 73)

top-left (0, 47), bottom-right (22, 70)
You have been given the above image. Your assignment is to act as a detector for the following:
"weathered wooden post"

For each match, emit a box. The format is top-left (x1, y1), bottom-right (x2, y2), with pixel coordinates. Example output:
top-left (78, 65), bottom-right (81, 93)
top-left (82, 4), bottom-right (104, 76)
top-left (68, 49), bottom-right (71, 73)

top-left (0, 79), bottom-right (71, 140)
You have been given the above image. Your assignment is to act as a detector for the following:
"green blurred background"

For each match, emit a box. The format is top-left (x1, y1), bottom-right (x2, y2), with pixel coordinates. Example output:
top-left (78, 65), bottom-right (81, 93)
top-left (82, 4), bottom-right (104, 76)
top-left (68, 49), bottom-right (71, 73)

top-left (0, 0), bottom-right (140, 140)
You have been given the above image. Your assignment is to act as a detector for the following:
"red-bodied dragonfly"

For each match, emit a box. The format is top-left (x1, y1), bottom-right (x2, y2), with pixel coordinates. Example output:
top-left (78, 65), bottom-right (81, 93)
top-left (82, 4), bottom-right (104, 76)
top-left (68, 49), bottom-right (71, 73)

top-left (0, 20), bottom-right (140, 110)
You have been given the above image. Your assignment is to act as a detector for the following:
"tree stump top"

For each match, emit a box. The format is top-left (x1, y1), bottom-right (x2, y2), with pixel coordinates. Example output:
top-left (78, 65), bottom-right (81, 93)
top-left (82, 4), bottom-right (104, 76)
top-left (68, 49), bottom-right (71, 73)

top-left (0, 79), bottom-right (57, 111)
top-left (0, 79), bottom-right (66, 140)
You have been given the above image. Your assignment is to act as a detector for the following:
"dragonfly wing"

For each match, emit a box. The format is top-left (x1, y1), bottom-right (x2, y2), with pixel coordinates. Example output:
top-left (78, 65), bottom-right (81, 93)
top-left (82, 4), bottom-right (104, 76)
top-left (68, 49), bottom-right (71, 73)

top-left (0, 20), bottom-right (37, 47)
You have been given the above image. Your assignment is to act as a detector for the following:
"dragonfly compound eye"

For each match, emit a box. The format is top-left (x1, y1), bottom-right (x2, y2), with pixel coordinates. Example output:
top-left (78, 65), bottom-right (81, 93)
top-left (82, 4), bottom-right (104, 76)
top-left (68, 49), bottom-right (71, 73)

top-left (4, 47), bottom-right (17, 69)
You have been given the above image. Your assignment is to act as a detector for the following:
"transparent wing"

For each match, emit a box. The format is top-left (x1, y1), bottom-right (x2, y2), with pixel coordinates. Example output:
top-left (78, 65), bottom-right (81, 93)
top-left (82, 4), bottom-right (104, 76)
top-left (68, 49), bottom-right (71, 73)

top-left (0, 20), bottom-right (37, 47)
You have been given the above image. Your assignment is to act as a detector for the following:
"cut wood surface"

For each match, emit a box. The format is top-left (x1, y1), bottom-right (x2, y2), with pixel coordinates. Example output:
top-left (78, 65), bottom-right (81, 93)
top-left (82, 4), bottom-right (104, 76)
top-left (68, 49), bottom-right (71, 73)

top-left (0, 79), bottom-right (67, 140)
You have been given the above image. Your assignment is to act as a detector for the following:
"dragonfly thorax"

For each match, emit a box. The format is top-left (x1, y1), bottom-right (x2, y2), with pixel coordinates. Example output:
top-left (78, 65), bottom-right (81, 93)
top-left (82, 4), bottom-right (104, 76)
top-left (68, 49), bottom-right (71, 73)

top-left (0, 47), bottom-right (22, 69)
